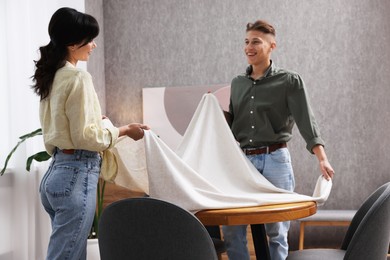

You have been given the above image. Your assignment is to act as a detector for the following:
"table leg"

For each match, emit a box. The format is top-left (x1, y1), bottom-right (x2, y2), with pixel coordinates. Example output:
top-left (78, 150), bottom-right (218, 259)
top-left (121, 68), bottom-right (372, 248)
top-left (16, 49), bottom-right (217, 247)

top-left (205, 225), bottom-right (222, 239)
top-left (251, 224), bottom-right (270, 260)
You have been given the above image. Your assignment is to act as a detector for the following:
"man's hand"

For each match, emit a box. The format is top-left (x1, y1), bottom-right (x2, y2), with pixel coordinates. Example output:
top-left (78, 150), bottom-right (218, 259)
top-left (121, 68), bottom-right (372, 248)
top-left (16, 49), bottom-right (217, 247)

top-left (312, 145), bottom-right (335, 180)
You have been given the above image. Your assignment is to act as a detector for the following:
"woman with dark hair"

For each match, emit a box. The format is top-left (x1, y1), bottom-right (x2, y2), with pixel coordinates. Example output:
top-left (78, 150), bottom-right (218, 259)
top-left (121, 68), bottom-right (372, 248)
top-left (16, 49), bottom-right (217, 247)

top-left (32, 7), bottom-right (149, 260)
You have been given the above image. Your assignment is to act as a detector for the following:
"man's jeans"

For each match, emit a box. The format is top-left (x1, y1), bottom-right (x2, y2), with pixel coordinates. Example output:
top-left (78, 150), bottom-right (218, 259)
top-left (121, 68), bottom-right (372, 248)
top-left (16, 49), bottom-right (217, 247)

top-left (222, 148), bottom-right (295, 260)
top-left (40, 149), bottom-right (100, 260)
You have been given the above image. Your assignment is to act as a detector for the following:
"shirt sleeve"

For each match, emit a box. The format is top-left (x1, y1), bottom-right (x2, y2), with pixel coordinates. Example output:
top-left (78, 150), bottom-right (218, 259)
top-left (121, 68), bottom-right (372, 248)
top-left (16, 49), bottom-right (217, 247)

top-left (287, 74), bottom-right (325, 153)
top-left (65, 70), bottom-right (119, 151)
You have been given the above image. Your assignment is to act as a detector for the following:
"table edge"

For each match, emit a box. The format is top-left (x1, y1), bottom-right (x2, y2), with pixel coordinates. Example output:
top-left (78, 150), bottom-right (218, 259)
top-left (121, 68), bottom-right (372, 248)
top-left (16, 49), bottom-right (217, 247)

top-left (195, 201), bottom-right (317, 225)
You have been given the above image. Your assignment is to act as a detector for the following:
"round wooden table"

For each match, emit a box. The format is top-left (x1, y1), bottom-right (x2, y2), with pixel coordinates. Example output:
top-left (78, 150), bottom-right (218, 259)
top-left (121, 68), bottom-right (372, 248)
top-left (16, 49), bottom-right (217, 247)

top-left (196, 201), bottom-right (317, 225)
top-left (195, 201), bottom-right (317, 260)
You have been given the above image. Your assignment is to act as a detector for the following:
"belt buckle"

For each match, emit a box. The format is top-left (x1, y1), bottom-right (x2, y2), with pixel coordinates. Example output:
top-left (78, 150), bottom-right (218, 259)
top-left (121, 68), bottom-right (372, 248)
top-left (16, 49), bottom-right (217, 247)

top-left (243, 148), bottom-right (252, 155)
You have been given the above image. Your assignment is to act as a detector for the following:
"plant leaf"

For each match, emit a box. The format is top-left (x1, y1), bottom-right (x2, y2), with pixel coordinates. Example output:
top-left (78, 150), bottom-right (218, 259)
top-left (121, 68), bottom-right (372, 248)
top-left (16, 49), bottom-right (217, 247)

top-left (1, 128), bottom-right (44, 175)
top-left (26, 151), bottom-right (51, 171)
top-left (19, 128), bottom-right (42, 139)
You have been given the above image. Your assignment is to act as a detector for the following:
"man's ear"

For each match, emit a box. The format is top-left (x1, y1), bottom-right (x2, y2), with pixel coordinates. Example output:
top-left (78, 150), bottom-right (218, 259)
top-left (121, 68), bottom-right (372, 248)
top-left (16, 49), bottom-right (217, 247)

top-left (270, 42), bottom-right (276, 51)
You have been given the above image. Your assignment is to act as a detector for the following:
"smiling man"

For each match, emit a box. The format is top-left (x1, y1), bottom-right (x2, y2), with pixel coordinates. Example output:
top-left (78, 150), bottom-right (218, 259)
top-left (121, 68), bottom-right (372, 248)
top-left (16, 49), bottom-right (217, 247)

top-left (222, 20), bottom-right (335, 260)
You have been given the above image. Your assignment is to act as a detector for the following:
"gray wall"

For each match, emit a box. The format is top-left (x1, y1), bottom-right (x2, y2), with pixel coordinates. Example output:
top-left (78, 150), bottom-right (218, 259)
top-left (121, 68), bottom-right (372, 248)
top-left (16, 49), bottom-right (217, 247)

top-left (86, 0), bottom-right (106, 113)
top-left (91, 0), bottom-right (390, 249)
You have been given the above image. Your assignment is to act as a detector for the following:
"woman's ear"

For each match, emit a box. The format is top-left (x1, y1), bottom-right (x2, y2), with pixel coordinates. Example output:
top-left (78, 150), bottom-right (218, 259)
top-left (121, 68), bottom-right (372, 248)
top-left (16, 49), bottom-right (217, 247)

top-left (67, 45), bottom-right (76, 52)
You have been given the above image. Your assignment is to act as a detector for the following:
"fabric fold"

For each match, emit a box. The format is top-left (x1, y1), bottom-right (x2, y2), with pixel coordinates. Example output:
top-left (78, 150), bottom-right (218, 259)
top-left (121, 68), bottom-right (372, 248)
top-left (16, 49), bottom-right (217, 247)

top-left (113, 93), bottom-right (332, 213)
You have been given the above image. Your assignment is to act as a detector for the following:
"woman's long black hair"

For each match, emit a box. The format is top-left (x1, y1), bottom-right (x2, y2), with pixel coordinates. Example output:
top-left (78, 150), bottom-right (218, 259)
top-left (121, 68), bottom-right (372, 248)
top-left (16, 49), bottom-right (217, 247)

top-left (32, 7), bottom-right (99, 100)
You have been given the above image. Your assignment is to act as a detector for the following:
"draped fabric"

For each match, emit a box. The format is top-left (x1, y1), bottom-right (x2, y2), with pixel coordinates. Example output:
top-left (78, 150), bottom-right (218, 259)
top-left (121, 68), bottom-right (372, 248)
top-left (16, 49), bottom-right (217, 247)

top-left (113, 94), bottom-right (332, 213)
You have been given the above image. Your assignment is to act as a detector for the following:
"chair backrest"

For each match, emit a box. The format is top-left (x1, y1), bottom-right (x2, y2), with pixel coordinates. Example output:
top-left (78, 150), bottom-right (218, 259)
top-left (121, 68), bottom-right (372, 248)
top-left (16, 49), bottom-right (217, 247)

top-left (342, 182), bottom-right (390, 260)
top-left (98, 197), bottom-right (218, 260)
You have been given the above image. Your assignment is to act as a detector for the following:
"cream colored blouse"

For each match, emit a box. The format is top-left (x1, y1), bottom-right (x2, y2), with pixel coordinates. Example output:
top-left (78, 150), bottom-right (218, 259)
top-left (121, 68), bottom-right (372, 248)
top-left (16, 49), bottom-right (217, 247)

top-left (40, 61), bottom-right (119, 156)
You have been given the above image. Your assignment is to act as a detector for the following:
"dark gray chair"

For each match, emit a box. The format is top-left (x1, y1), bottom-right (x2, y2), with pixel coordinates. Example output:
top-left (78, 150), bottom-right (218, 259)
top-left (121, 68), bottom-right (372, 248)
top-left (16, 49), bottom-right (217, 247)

top-left (287, 182), bottom-right (390, 260)
top-left (98, 197), bottom-right (218, 260)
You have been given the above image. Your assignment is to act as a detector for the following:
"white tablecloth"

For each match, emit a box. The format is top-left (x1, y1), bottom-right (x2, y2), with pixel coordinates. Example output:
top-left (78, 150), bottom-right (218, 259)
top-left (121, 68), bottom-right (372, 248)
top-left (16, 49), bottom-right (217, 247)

top-left (112, 94), bottom-right (332, 213)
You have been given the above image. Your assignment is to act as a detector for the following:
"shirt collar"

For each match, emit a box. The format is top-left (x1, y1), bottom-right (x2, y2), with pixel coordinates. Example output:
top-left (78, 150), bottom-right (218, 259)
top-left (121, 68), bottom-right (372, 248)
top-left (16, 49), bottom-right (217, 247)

top-left (245, 60), bottom-right (274, 79)
top-left (64, 61), bottom-right (76, 68)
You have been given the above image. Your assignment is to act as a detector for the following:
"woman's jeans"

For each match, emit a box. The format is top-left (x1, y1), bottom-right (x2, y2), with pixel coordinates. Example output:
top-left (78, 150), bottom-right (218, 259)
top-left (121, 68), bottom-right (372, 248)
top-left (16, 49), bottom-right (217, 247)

top-left (40, 148), bottom-right (100, 260)
top-left (222, 148), bottom-right (295, 260)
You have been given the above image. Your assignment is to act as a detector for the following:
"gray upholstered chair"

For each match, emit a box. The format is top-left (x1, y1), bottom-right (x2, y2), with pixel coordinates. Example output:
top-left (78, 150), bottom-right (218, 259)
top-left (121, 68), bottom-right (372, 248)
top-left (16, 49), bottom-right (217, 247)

top-left (287, 182), bottom-right (390, 260)
top-left (98, 197), bottom-right (218, 260)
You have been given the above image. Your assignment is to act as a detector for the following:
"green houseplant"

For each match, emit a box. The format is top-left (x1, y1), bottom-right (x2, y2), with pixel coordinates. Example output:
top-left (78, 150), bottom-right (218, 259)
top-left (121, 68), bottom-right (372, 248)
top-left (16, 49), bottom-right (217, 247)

top-left (1, 128), bottom-right (105, 238)
top-left (0, 128), bottom-right (51, 175)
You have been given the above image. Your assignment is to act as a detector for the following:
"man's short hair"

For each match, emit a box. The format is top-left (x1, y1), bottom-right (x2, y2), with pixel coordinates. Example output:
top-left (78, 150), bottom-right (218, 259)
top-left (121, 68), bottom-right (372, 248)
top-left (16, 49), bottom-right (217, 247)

top-left (246, 20), bottom-right (276, 36)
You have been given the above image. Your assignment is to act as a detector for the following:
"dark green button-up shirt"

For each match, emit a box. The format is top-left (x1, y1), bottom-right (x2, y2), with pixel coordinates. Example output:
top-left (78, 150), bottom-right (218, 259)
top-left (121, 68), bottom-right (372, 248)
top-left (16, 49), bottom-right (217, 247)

top-left (229, 62), bottom-right (324, 152)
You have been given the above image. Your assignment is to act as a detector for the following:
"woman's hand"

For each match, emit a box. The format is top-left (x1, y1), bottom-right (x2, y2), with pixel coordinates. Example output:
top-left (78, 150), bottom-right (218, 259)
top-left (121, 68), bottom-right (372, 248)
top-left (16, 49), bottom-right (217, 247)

top-left (119, 123), bottom-right (150, 140)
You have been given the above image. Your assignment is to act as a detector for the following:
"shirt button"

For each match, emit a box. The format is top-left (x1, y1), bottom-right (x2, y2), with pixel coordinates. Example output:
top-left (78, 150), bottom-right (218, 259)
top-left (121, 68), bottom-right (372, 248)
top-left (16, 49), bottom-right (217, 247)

top-left (253, 82), bottom-right (256, 85)
top-left (250, 111), bottom-right (253, 114)
top-left (249, 139), bottom-right (253, 142)
top-left (252, 126), bottom-right (255, 129)
top-left (251, 96), bottom-right (254, 99)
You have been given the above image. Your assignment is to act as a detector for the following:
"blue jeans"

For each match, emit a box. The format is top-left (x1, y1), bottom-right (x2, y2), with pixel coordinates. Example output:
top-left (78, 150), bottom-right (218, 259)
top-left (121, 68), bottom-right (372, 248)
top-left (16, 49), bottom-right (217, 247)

top-left (40, 149), bottom-right (101, 260)
top-left (222, 148), bottom-right (295, 260)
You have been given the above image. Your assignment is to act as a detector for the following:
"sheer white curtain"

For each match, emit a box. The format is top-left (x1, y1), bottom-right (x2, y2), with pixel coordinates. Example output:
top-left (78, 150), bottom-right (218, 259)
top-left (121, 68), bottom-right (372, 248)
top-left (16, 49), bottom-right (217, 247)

top-left (1, 1), bottom-right (85, 259)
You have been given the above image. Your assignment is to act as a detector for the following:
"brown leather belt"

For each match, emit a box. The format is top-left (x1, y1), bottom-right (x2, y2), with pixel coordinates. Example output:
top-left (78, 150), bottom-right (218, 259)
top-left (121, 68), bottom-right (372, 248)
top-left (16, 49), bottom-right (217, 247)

top-left (243, 143), bottom-right (287, 155)
top-left (62, 149), bottom-right (75, 154)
